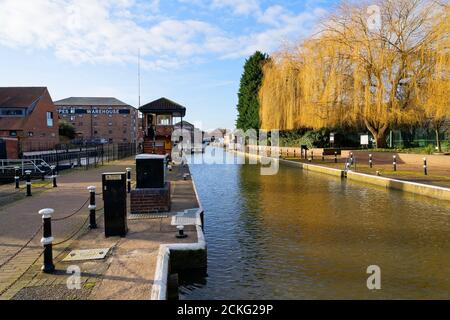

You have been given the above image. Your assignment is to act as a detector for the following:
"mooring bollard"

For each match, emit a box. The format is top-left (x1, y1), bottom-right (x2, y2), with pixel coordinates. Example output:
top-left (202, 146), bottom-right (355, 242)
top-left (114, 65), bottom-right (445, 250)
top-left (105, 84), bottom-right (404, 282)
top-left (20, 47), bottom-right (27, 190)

top-left (334, 151), bottom-right (337, 163)
top-left (423, 158), bottom-right (428, 176)
top-left (51, 165), bottom-right (57, 188)
top-left (88, 186), bottom-right (97, 229)
top-left (369, 154), bottom-right (373, 168)
top-left (176, 225), bottom-right (187, 239)
top-left (126, 168), bottom-right (132, 193)
top-left (14, 166), bottom-right (20, 189)
top-left (39, 208), bottom-right (55, 273)
top-left (393, 155), bottom-right (397, 171)
top-left (25, 170), bottom-right (32, 196)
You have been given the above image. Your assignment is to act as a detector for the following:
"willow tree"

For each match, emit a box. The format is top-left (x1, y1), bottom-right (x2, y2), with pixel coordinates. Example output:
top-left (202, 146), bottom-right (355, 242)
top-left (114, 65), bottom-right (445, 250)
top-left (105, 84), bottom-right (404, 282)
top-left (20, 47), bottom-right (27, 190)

top-left (416, 3), bottom-right (450, 152)
top-left (321, 0), bottom-right (446, 147)
top-left (259, 0), bottom-right (449, 148)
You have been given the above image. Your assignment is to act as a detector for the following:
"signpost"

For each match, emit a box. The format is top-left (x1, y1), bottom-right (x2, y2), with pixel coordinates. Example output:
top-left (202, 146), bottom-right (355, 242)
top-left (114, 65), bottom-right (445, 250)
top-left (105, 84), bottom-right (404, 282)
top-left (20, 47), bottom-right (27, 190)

top-left (360, 135), bottom-right (369, 148)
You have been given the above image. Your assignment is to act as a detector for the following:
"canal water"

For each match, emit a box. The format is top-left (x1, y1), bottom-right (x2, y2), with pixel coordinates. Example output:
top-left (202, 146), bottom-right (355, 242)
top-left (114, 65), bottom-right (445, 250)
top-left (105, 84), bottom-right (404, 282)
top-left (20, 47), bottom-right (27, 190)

top-left (180, 148), bottom-right (450, 299)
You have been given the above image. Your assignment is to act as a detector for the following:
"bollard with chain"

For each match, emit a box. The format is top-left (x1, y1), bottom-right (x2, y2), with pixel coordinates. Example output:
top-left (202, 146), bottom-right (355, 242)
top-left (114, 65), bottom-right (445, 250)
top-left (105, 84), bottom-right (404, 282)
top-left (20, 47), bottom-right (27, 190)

top-left (88, 186), bottom-right (97, 229)
top-left (39, 208), bottom-right (55, 273)
top-left (126, 168), bottom-right (132, 193)
top-left (51, 165), bottom-right (57, 188)
top-left (423, 158), bottom-right (428, 176)
top-left (14, 166), bottom-right (20, 189)
top-left (393, 155), bottom-right (397, 172)
top-left (369, 154), bottom-right (373, 168)
top-left (25, 170), bottom-right (32, 196)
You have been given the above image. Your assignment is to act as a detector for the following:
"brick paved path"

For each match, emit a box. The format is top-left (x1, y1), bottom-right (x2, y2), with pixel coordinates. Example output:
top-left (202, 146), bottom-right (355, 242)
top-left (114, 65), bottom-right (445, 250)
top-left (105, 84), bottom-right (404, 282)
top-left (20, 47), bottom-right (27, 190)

top-left (0, 159), bottom-right (135, 299)
top-left (3, 162), bottom-right (199, 300)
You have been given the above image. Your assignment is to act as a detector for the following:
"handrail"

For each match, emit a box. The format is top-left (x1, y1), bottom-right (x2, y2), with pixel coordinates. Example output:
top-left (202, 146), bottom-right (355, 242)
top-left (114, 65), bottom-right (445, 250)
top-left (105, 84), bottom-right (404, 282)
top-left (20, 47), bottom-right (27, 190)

top-left (0, 159), bottom-right (51, 174)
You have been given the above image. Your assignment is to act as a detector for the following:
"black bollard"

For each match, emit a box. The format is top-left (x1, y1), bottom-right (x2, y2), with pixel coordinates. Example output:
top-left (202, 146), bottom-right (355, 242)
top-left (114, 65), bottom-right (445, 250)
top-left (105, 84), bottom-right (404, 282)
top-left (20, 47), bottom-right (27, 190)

top-left (350, 152), bottom-right (354, 165)
top-left (311, 151), bottom-right (314, 160)
top-left (88, 186), bottom-right (97, 229)
top-left (126, 168), bottom-right (132, 194)
top-left (25, 170), bottom-right (32, 196)
top-left (51, 165), bottom-right (57, 188)
top-left (423, 158), bottom-right (428, 176)
top-left (176, 225), bottom-right (188, 239)
top-left (369, 154), bottom-right (373, 168)
top-left (393, 155), bottom-right (397, 172)
top-left (15, 167), bottom-right (20, 189)
top-left (334, 152), bottom-right (337, 163)
top-left (39, 208), bottom-right (55, 273)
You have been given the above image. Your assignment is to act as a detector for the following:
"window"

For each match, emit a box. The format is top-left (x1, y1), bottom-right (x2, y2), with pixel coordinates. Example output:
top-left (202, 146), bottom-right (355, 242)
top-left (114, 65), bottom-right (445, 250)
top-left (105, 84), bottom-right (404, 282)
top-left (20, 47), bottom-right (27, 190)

top-left (28, 132), bottom-right (33, 137)
top-left (108, 122), bottom-right (113, 126)
top-left (46, 112), bottom-right (53, 127)
top-left (0, 109), bottom-right (24, 116)
top-left (157, 115), bottom-right (171, 125)
top-left (9, 130), bottom-right (17, 137)
top-left (70, 116), bottom-right (75, 121)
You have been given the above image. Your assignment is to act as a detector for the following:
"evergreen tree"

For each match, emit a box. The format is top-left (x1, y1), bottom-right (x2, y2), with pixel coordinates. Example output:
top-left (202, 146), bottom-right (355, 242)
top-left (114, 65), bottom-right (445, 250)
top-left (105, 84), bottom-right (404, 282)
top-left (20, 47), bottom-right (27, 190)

top-left (236, 51), bottom-right (268, 131)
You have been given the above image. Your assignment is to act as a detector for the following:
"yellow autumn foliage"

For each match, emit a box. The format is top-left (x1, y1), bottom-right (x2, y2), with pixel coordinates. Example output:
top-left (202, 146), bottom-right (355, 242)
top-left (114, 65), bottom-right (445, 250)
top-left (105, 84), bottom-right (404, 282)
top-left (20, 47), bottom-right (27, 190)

top-left (259, 0), bottom-right (450, 148)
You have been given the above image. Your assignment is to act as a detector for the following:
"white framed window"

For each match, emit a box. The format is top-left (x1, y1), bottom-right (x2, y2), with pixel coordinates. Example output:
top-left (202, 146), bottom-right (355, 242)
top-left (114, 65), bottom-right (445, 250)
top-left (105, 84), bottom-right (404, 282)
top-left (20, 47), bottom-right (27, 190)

top-left (157, 115), bottom-right (172, 125)
top-left (46, 112), bottom-right (53, 127)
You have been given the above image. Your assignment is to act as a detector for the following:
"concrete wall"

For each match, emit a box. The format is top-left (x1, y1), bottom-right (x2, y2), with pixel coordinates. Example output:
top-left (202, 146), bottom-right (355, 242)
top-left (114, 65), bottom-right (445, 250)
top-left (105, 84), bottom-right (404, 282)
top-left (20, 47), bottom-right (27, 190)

top-left (347, 171), bottom-right (450, 201)
top-left (239, 148), bottom-right (450, 201)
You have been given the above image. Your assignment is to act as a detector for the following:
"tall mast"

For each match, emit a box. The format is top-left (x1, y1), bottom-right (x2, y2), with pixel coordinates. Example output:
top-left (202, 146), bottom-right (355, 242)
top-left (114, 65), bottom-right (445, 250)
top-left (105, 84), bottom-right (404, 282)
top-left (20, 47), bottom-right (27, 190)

top-left (138, 48), bottom-right (141, 108)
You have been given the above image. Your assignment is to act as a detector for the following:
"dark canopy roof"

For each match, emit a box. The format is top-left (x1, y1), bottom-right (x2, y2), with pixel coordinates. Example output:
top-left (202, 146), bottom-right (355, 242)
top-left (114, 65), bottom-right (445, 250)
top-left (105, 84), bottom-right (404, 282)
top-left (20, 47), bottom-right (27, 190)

top-left (139, 97), bottom-right (186, 117)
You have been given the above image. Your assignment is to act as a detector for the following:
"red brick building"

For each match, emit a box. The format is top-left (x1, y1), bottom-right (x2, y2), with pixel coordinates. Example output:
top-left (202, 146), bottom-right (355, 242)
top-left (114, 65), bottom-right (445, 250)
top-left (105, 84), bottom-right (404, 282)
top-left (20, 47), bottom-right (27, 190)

top-left (0, 87), bottom-right (59, 155)
top-left (54, 97), bottom-right (138, 144)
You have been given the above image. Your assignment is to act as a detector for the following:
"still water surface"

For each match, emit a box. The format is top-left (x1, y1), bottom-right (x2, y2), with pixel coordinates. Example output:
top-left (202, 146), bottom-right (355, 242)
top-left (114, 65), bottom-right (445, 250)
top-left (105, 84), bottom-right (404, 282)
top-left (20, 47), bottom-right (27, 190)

top-left (180, 148), bottom-right (450, 299)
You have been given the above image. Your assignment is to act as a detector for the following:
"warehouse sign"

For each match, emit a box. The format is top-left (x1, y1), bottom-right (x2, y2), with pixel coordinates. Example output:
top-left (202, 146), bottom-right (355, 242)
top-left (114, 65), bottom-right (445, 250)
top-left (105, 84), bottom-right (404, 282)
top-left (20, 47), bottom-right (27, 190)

top-left (58, 108), bottom-right (130, 115)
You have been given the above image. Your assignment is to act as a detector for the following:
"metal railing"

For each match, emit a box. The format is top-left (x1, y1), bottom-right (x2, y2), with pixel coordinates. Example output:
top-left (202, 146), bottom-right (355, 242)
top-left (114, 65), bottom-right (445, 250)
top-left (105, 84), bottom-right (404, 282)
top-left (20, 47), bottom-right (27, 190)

top-left (0, 159), bottom-right (52, 175)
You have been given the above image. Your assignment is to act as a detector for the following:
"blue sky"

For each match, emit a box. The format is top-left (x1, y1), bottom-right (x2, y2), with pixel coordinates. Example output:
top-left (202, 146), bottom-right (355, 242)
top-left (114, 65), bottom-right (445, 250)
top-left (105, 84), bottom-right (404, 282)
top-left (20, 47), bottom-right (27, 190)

top-left (0, 0), bottom-right (336, 130)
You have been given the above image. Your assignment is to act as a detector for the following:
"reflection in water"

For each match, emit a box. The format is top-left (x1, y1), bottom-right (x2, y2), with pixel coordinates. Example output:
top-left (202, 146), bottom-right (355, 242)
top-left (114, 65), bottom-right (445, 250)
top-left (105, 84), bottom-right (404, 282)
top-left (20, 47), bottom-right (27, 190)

top-left (180, 148), bottom-right (450, 299)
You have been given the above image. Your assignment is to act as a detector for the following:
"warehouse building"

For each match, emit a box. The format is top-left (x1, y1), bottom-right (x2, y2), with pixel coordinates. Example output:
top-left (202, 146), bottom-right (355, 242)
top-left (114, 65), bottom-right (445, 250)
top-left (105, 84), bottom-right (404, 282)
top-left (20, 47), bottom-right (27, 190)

top-left (54, 97), bottom-right (138, 144)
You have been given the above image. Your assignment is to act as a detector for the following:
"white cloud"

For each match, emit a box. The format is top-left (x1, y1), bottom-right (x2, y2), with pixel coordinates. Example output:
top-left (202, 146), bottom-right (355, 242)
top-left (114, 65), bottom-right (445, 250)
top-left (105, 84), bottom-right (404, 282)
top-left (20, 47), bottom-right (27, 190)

top-left (0, 0), bottom-right (327, 69)
top-left (211, 0), bottom-right (260, 15)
